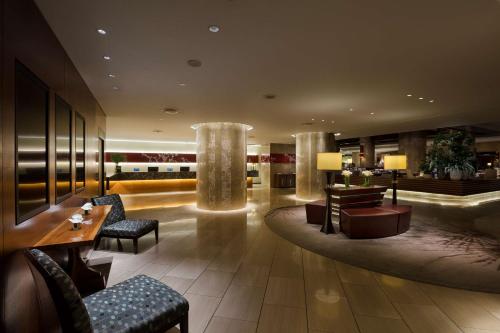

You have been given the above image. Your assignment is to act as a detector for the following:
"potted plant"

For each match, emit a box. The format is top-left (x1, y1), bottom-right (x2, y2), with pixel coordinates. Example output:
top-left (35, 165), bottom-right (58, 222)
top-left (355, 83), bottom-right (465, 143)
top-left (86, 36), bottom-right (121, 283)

top-left (110, 153), bottom-right (126, 173)
top-left (419, 159), bottom-right (433, 179)
top-left (361, 170), bottom-right (373, 186)
top-left (342, 170), bottom-right (352, 188)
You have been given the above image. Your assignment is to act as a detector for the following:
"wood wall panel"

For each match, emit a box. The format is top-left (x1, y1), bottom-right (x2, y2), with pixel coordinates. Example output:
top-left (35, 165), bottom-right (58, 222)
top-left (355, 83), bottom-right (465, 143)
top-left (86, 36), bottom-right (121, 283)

top-left (1, 0), bottom-right (106, 256)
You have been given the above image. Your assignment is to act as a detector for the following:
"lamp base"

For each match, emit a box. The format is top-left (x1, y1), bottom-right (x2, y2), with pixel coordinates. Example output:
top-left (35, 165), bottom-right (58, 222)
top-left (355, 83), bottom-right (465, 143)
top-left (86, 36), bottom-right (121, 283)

top-left (321, 171), bottom-right (335, 234)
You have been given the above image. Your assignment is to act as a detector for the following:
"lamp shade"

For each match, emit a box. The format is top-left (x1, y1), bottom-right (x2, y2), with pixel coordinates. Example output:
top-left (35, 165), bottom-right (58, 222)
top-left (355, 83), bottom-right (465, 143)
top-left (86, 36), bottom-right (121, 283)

top-left (317, 152), bottom-right (342, 170)
top-left (384, 155), bottom-right (407, 170)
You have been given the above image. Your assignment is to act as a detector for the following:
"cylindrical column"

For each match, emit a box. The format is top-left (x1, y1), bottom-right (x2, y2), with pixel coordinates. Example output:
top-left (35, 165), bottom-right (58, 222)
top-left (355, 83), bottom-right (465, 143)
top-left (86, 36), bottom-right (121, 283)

top-left (296, 132), bottom-right (335, 200)
top-left (360, 136), bottom-right (375, 168)
top-left (399, 131), bottom-right (427, 176)
top-left (194, 122), bottom-right (251, 210)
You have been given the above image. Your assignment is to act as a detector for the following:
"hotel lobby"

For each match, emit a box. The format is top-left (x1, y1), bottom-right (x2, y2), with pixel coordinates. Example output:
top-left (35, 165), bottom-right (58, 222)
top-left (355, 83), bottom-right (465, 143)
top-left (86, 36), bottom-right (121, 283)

top-left (2, 1), bottom-right (500, 332)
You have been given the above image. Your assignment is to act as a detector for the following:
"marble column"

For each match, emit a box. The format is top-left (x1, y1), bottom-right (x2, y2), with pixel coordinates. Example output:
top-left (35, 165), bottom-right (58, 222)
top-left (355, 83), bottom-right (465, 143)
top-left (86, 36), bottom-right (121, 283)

top-left (296, 132), bottom-right (336, 200)
top-left (399, 131), bottom-right (428, 175)
top-left (194, 122), bottom-right (251, 210)
top-left (360, 136), bottom-right (375, 168)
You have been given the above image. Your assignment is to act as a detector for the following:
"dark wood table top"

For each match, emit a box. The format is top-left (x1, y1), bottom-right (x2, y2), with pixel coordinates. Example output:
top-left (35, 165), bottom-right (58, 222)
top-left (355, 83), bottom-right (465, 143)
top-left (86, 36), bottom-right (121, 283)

top-left (34, 205), bottom-right (111, 249)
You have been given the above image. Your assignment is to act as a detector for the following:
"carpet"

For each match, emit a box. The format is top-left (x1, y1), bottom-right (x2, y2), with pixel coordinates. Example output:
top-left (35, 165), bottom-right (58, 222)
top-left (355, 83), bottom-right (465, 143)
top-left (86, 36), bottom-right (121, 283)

top-left (264, 201), bottom-right (500, 293)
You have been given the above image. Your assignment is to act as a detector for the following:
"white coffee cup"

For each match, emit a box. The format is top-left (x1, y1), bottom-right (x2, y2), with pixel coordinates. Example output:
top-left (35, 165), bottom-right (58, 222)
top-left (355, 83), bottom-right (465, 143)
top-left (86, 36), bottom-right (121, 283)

top-left (71, 214), bottom-right (83, 222)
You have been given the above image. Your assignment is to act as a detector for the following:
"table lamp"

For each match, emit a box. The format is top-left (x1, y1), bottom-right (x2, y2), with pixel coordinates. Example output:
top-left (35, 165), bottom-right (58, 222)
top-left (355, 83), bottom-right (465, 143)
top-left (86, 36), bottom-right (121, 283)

top-left (384, 155), bottom-right (407, 205)
top-left (317, 152), bottom-right (343, 234)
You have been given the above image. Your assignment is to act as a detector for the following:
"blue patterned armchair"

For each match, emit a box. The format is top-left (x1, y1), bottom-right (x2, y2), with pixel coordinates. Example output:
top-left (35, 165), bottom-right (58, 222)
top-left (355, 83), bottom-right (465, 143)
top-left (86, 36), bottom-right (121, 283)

top-left (27, 249), bottom-right (189, 333)
top-left (91, 194), bottom-right (159, 254)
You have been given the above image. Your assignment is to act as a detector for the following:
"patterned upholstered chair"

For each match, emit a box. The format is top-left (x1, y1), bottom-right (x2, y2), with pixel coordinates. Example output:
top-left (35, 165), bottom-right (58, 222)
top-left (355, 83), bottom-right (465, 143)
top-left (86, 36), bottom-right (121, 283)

top-left (27, 249), bottom-right (189, 333)
top-left (91, 194), bottom-right (159, 254)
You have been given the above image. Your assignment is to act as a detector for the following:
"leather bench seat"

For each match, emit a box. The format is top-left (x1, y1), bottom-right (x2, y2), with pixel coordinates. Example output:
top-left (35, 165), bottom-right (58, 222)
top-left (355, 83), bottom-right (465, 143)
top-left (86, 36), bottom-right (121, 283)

top-left (340, 205), bottom-right (412, 239)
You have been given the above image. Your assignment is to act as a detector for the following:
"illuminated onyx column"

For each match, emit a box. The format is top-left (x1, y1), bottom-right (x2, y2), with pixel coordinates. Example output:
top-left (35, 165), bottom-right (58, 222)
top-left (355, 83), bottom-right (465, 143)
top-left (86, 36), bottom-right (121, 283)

top-left (296, 132), bottom-right (336, 200)
top-left (193, 122), bottom-right (252, 210)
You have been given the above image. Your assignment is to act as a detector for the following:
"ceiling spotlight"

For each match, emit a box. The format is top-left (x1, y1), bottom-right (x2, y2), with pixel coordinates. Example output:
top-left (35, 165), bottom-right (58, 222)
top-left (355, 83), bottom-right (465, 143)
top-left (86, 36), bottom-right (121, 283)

top-left (97, 29), bottom-right (107, 35)
top-left (331, 120), bottom-right (335, 124)
top-left (334, 132), bottom-right (341, 136)
top-left (103, 56), bottom-right (111, 60)
top-left (108, 74), bottom-right (116, 78)
top-left (349, 108), bottom-right (354, 112)
top-left (112, 86), bottom-right (119, 90)
top-left (418, 97), bottom-right (424, 100)
top-left (429, 99), bottom-right (435, 103)
top-left (311, 118), bottom-right (315, 121)
top-left (187, 59), bottom-right (202, 67)
top-left (152, 129), bottom-right (163, 133)
top-left (178, 83), bottom-right (187, 86)
top-left (321, 119), bottom-right (325, 122)
top-left (291, 134), bottom-right (296, 138)
top-left (406, 94), bottom-right (412, 97)
top-left (264, 94), bottom-right (276, 99)
top-left (208, 25), bottom-right (221, 33)
top-left (370, 112), bottom-right (375, 115)
top-left (163, 107), bottom-right (179, 115)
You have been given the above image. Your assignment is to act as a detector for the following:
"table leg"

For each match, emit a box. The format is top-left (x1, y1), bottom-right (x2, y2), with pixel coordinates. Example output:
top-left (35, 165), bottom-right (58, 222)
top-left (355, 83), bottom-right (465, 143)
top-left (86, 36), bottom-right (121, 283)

top-left (67, 247), bottom-right (106, 297)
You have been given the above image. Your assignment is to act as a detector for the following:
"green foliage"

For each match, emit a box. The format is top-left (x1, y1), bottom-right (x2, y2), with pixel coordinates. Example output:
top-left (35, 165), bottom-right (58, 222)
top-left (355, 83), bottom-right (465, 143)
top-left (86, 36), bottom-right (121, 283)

top-left (110, 153), bottom-right (126, 165)
top-left (424, 129), bottom-right (475, 177)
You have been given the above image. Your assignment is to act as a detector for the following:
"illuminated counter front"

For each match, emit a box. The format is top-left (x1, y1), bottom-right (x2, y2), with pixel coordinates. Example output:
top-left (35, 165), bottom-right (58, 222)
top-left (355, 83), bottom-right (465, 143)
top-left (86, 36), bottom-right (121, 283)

top-left (107, 172), bottom-right (253, 194)
top-left (334, 175), bottom-right (500, 207)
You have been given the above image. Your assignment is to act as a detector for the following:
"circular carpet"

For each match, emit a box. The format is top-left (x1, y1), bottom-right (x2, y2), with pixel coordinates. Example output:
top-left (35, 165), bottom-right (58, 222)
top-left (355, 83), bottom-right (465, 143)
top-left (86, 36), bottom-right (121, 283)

top-left (265, 202), bottom-right (500, 293)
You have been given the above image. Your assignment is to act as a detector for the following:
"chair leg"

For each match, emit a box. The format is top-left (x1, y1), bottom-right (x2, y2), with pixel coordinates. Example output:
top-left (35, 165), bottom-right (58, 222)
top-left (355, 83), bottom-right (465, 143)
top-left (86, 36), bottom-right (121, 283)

top-left (117, 238), bottom-right (123, 252)
top-left (133, 238), bottom-right (138, 254)
top-left (154, 226), bottom-right (159, 244)
top-left (93, 236), bottom-right (101, 250)
top-left (179, 313), bottom-right (188, 333)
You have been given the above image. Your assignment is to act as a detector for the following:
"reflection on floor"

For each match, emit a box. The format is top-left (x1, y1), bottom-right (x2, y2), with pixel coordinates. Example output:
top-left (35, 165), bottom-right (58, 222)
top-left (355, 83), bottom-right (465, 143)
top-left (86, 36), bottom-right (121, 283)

top-left (90, 187), bottom-right (500, 333)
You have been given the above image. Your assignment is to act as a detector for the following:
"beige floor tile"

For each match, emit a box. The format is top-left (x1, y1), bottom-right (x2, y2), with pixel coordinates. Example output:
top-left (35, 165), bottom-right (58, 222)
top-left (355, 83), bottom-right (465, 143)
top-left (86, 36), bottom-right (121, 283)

top-left (307, 295), bottom-right (359, 333)
top-left (462, 329), bottom-right (500, 333)
top-left (343, 283), bottom-right (400, 319)
top-left (187, 270), bottom-right (233, 297)
top-left (420, 283), bottom-right (500, 330)
top-left (257, 304), bottom-right (307, 333)
top-left (208, 252), bottom-right (244, 273)
top-left (302, 250), bottom-right (337, 273)
top-left (204, 316), bottom-right (257, 333)
top-left (133, 262), bottom-right (172, 279)
top-left (374, 273), bottom-right (433, 305)
top-left (395, 303), bottom-right (462, 333)
top-left (215, 283), bottom-right (266, 321)
top-left (355, 315), bottom-right (411, 333)
top-left (166, 258), bottom-right (211, 280)
top-left (264, 277), bottom-right (306, 308)
top-left (160, 276), bottom-right (195, 295)
top-left (304, 267), bottom-right (345, 298)
top-left (184, 293), bottom-right (221, 333)
top-left (335, 262), bottom-right (377, 285)
top-left (232, 263), bottom-right (270, 287)
top-left (469, 292), bottom-right (500, 320)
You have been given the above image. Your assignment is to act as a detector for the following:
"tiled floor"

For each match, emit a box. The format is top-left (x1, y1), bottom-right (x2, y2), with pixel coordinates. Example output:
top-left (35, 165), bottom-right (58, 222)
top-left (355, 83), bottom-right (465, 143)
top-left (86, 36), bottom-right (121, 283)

top-left (90, 187), bottom-right (500, 333)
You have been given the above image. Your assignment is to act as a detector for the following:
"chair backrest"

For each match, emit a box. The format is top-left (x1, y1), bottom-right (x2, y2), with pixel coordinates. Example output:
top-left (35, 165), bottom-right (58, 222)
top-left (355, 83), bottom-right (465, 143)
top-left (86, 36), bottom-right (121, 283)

top-left (91, 193), bottom-right (126, 226)
top-left (26, 249), bottom-right (92, 333)
top-left (1, 251), bottom-right (62, 333)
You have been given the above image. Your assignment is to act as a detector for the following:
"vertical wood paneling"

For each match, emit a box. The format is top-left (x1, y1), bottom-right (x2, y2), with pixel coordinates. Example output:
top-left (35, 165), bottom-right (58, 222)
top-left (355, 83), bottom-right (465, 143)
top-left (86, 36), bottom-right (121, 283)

top-left (0, 0), bottom-right (106, 255)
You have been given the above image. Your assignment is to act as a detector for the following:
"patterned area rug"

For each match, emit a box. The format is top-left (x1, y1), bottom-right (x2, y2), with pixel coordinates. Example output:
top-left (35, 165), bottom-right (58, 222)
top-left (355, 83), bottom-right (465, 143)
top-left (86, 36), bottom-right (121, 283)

top-left (265, 200), bottom-right (500, 293)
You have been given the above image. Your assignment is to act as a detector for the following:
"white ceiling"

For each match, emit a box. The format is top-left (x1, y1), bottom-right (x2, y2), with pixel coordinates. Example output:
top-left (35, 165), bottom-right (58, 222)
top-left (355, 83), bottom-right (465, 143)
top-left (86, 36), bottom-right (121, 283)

top-left (35, 0), bottom-right (500, 144)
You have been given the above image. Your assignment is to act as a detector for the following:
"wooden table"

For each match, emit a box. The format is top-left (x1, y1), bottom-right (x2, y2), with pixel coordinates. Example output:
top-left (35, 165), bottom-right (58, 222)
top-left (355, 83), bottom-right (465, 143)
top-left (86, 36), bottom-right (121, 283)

top-left (34, 205), bottom-right (112, 296)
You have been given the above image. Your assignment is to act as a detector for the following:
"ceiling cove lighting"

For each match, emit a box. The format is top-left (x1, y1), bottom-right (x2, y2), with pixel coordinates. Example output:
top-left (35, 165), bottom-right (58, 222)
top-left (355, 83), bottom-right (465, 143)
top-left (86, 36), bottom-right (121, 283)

top-left (107, 138), bottom-right (197, 144)
top-left (97, 28), bottom-right (107, 35)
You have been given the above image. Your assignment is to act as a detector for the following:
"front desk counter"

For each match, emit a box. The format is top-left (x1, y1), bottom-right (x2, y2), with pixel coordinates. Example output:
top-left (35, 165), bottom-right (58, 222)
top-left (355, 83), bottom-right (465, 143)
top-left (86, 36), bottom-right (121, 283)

top-left (107, 171), bottom-right (253, 194)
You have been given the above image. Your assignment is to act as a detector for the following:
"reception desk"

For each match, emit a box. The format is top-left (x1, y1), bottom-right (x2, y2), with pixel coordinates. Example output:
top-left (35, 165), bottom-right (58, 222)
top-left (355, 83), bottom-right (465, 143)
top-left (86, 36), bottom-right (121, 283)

top-left (107, 172), bottom-right (253, 194)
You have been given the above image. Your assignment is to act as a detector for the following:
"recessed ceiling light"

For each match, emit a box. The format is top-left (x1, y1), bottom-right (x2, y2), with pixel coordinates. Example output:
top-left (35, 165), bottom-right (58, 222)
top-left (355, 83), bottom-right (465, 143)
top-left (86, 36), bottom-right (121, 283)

top-left (311, 118), bottom-right (315, 121)
top-left (103, 56), bottom-right (111, 60)
top-left (187, 59), bottom-right (202, 67)
top-left (407, 94), bottom-right (412, 97)
top-left (112, 86), bottom-right (119, 90)
top-left (349, 108), bottom-right (354, 112)
top-left (291, 134), bottom-right (296, 138)
top-left (370, 112), bottom-right (375, 115)
top-left (331, 120), bottom-right (335, 124)
top-left (321, 119), bottom-right (325, 122)
top-left (418, 97), bottom-right (424, 100)
top-left (108, 74), bottom-right (116, 78)
top-left (208, 25), bottom-right (221, 33)
top-left (429, 99), bottom-right (435, 103)
top-left (159, 118), bottom-right (164, 121)
top-left (163, 107), bottom-right (179, 115)
top-left (264, 94), bottom-right (276, 99)
top-left (97, 29), bottom-right (107, 35)
top-left (334, 132), bottom-right (341, 136)
top-left (152, 129), bottom-right (163, 133)
top-left (178, 83), bottom-right (187, 86)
